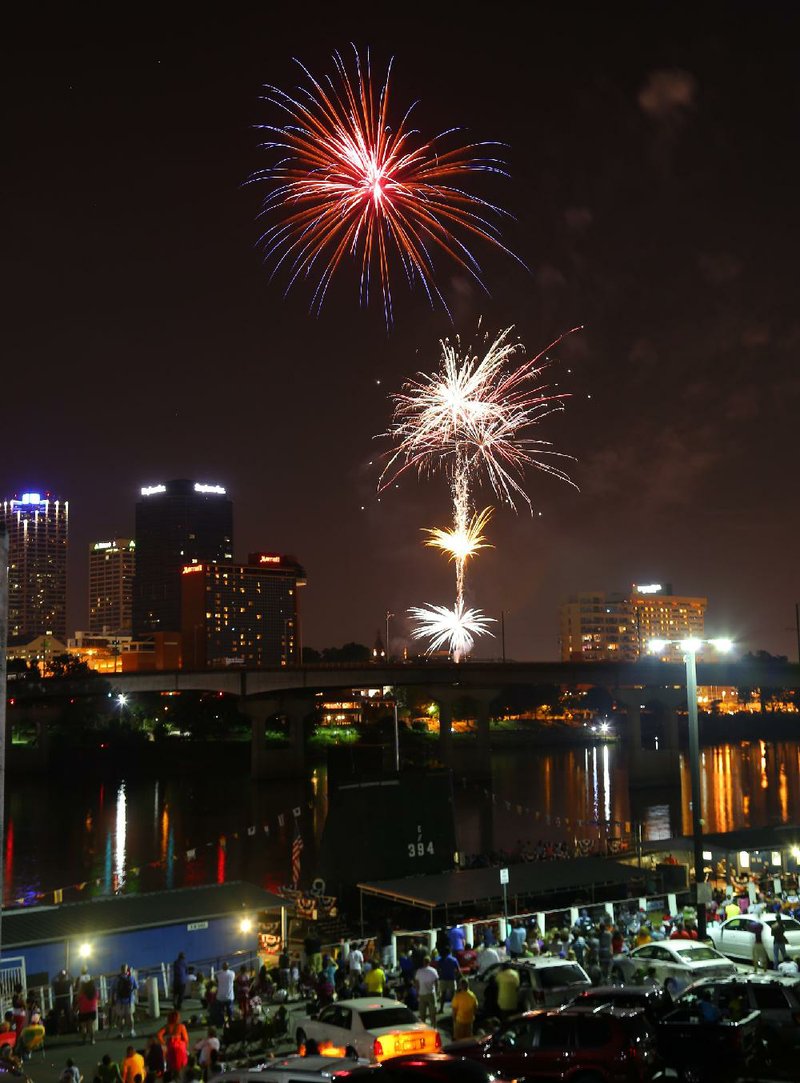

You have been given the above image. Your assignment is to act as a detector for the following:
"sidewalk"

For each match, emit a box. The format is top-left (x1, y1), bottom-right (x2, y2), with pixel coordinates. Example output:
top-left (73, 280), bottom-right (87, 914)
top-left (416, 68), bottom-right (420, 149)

top-left (21, 998), bottom-right (298, 1083)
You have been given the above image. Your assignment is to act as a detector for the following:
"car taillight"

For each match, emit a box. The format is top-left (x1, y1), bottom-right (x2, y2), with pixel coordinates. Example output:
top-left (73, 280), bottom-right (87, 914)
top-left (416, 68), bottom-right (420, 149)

top-left (373, 1038), bottom-right (383, 1058)
top-left (434, 1031), bottom-right (442, 1050)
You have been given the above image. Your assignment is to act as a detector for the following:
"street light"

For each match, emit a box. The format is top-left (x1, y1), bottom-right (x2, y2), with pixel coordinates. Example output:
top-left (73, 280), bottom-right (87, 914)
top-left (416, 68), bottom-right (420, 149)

top-left (116, 693), bottom-right (127, 725)
top-left (649, 635), bottom-right (733, 938)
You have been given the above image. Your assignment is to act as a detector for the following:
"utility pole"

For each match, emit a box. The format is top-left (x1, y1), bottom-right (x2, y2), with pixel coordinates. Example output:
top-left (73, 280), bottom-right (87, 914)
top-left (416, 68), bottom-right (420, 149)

top-left (0, 526), bottom-right (8, 961)
top-left (795, 603), bottom-right (800, 667)
top-left (501, 610), bottom-right (506, 662)
top-left (385, 610), bottom-right (393, 662)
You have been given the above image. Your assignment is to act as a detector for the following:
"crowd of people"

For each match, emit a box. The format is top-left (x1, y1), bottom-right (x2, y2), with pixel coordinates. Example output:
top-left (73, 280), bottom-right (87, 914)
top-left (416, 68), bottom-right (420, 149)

top-left (461, 838), bottom-right (585, 869)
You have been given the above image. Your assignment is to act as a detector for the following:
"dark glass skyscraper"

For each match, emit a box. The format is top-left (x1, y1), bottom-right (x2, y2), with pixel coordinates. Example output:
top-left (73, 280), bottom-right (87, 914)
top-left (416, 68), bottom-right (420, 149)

top-left (133, 479), bottom-right (233, 636)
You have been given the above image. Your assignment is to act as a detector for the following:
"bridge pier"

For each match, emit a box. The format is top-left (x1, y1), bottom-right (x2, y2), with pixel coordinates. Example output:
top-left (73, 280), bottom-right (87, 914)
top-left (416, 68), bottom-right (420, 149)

top-left (243, 695), bottom-right (315, 780)
top-left (616, 688), bottom-right (681, 789)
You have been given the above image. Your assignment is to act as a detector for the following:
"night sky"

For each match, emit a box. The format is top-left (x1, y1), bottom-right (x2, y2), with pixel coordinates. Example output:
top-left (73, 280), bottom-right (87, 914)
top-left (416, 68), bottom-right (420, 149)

top-left (4, 3), bottom-right (799, 660)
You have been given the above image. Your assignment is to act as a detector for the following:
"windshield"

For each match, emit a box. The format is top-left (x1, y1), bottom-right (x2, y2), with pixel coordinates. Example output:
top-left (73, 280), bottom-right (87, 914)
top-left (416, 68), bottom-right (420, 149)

top-left (536, 964), bottom-right (589, 988)
top-left (359, 1007), bottom-right (418, 1029)
top-left (673, 947), bottom-right (721, 961)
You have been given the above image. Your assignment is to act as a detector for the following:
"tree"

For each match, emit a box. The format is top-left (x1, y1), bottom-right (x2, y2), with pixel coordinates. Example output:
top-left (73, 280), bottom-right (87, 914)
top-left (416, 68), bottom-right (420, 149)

top-left (45, 653), bottom-right (95, 679)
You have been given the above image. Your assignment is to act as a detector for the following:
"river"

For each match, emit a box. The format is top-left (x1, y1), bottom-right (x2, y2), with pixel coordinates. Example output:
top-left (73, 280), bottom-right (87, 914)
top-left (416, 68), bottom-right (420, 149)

top-left (6, 739), bottom-right (800, 906)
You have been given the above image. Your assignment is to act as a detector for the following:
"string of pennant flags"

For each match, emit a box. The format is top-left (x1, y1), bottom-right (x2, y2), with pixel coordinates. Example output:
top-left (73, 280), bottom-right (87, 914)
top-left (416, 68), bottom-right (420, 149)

top-left (456, 775), bottom-right (636, 834)
top-left (7, 778), bottom-right (636, 909)
top-left (5, 800), bottom-right (312, 909)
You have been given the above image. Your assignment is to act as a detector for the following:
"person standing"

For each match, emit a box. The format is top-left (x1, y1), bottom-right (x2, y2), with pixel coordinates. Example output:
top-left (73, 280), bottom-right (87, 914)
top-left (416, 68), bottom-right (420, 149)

top-left (436, 949), bottom-right (461, 1005)
top-left (772, 914), bottom-right (789, 969)
top-left (348, 943), bottom-right (364, 981)
top-left (303, 926), bottom-right (322, 975)
top-left (173, 952), bottom-right (188, 1011)
top-left (364, 961), bottom-right (386, 996)
top-left (214, 963), bottom-right (235, 1022)
top-left (450, 978), bottom-right (478, 1041)
top-left (597, 924), bottom-right (613, 980)
top-left (76, 976), bottom-right (99, 1045)
top-left (752, 922), bottom-right (769, 971)
top-left (52, 970), bottom-right (74, 1034)
top-left (494, 963), bottom-right (521, 1020)
top-left (506, 921), bottom-right (526, 960)
top-left (113, 965), bottom-right (137, 1038)
top-left (415, 957), bottom-right (440, 1029)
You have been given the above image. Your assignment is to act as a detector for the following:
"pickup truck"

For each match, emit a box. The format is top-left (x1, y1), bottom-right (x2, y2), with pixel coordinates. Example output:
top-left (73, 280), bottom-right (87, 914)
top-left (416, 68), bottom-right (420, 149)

top-left (655, 1004), bottom-right (760, 1082)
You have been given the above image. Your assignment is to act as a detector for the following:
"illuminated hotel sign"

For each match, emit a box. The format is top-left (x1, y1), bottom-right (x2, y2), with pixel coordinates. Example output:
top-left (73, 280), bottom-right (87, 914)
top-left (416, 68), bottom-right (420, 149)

top-left (635, 583), bottom-right (663, 594)
top-left (257, 554), bottom-right (281, 565)
top-left (93, 541), bottom-right (113, 550)
top-left (141, 484), bottom-right (166, 496)
top-left (11, 492), bottom-right (45, 505)
top-left (194, 483), bottom-right (226, 495)
top-left (182, 564), bottom-right (204, 574)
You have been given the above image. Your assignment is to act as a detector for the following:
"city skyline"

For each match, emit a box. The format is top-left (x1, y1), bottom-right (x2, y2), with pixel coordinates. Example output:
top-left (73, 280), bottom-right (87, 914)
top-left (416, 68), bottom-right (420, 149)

top-left (4, 5), bottom-right (799, 660)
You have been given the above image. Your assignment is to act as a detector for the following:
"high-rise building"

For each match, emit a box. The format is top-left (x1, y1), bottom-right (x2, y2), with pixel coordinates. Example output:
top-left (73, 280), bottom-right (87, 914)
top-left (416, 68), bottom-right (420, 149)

top-left (88, 538), bottom-right (136, 635)
top-left (181, 551), bottom-right (306, 669)
top-left (0, 491), bottom-right (68, 641)
top-left (132, 479), bottom-right (233, 636)
top-left (631, 582), bottom-right (707, 660)
top-left (560, 582), bottom-right (707, 662)
top-left (559, 591), bottom-right (637, 662)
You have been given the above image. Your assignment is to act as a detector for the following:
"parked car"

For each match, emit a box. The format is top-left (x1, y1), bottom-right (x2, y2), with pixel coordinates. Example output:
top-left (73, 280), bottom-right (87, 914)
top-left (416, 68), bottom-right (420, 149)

top-left (655, 1001), bottom-right (760, 1082)
top-left (610, 941), bottom-right (736, 993)
top-left (295, 998), bottom-right (441, 1063)
top-left (568, 984), bottom-right (674, 1024)
top-left (707, 912), bottom-right (800, 964)
top-left (471, 956), bottom-right (592, 1014)
top-left (446, 1004), bottom-right (663, 1081)
top-left (678, 973), bottom-right (800, 1056)
top-left (360, 1054), bottom-right (507, 1080)
top-left (214, 1054), bottom-right (372, 1082)
top-left (216, 1053), bottom-right (506, 1083)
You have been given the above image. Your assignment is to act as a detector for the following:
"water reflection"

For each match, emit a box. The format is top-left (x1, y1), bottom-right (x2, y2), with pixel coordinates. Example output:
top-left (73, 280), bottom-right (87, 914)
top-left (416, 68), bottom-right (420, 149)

top-left (114, 782), bottom-right (127, 890)
top-left (7, 740), bottom-right (800, 902)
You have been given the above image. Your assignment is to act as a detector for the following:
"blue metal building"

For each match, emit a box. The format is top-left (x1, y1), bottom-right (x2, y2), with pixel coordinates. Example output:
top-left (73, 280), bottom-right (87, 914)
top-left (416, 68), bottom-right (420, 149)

top-left (1, 881), bottom-right (287, 982)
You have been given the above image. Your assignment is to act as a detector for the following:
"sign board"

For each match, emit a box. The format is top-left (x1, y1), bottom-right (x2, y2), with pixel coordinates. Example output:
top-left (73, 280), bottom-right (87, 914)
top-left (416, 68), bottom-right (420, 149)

top-left (499, 867), bottom-right (509, 886)
top-left (696, 883), bottom-right (713, 905)
top-left (187, 921), bottom-right (208, 932)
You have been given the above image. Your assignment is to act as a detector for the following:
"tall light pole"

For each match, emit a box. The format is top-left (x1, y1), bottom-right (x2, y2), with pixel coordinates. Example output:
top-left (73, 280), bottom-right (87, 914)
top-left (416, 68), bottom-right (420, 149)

top-left (649, 635), bottom-right (732, 939)
top-left (0, 526), bottom-right (8, 960)
top-left (385, 610), bottom-right (394, 662)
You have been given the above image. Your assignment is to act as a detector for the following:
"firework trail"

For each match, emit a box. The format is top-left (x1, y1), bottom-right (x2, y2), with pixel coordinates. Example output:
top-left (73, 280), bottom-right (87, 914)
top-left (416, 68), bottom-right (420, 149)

top-left (250, 45), bottom-right (518, 324)
top-left (422, 506), bottom-right (494, 605)
top-left (382, 325), bottom-right (579, 624)
top-left (408, 601), bottom-right (495, 663)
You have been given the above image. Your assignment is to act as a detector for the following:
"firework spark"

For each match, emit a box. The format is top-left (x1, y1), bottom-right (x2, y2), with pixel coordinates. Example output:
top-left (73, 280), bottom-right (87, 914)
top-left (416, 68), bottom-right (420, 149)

top-left (250, 46), bottom-right (516, 323)
top-left (408, 601), bottom-right (495, 662)
top-left (422, 506), bottom-right (494, 603)
top-left (381, 325), bottom-right (579, 511)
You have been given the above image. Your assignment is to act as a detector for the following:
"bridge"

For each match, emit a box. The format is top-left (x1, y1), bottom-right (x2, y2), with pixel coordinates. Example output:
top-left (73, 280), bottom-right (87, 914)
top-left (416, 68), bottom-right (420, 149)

top-left (102, 658), bottom-right (797, 779)
top-left (10, 658), bottom-right (798, 780)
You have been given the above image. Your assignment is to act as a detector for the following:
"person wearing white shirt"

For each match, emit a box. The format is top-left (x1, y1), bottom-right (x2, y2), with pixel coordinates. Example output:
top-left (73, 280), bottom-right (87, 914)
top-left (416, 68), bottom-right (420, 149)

top-left (476, 946), bottom-right (500, 976)
top-left (215, 962), bottom-right (235, 1020)
top-left (778, 957), bottom-right (799, 976)
top-left (348, 946), bottom-right (364, 975)
top-left (194, 1027), bottom-right (220, 1066)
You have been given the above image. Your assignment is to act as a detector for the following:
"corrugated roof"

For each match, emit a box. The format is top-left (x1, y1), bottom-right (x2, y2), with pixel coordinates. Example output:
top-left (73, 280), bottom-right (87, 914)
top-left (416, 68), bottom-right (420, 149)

top-left (2, 881), bottom-right (286, 947)
top-left (358, 857), bottom-right (637, 909)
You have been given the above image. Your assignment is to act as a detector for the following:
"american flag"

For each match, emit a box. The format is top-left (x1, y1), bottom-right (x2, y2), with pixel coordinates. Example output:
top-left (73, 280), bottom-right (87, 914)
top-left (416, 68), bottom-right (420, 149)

top-left (291, 828), bottom-right (304, 887)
